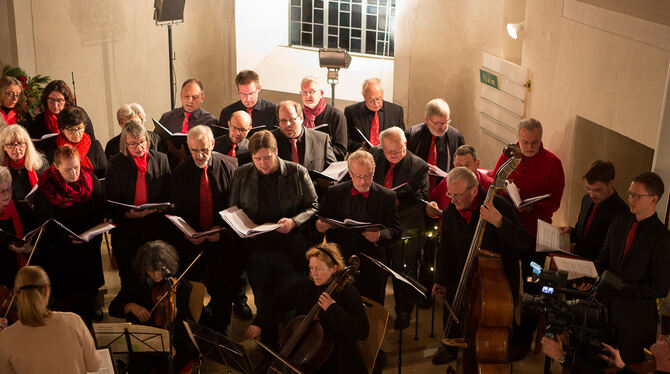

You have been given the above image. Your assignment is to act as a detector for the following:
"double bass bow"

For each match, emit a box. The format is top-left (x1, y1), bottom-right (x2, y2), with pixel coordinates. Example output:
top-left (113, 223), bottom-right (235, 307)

top-left (440, 144), bottom-right (522, 373)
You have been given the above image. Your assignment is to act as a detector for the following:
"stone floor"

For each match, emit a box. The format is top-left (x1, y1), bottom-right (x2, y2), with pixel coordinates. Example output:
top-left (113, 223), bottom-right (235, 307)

top-left (97, 240), bottom-right (561, 373)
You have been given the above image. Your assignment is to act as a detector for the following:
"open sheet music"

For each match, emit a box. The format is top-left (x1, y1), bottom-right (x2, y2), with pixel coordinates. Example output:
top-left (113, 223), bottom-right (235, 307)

top-left (0, 218), bottom-right (50, 244)
top-left (165, 214), bottom-right (226, 239)
top-left (106, 200), bottom-right (173, 212)
top-left (354, 127), bottom-right (373, 148)
top-left (309, 161), bottom-right (349, 182)
top-left (536, 219), bottom-right (571, 254)
top-left (87, 348), bottom-right (116, 374)
top-left (152, 118), bottom-right (187, 138)
top-left (551, 256), bottom-right (598, 281)
top-left (317, 215), bottom-right (384, 230)
top-left (428, 165), bottom-right (447, 178)
top-left (219, 206), bottom-right (280, 238)
top-left (53, 220), bottom-right (115, 242)
top-left (505, 180), bottom-right (551, 208)
top-left (31, 132), bottom-right (58, 142)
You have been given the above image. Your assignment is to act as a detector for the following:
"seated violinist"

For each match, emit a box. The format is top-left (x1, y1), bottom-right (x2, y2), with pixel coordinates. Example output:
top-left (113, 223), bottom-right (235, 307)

top-left (109, 240), bottom-right (197, 373)
top-left (245, 242), bottom-right (369, 374)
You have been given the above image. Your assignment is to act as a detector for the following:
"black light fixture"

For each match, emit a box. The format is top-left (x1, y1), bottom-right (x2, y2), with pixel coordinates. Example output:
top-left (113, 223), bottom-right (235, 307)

top-left (154, 0), bottom-right (186, 109)
top-left (319, 48), bottom-right (352, 106)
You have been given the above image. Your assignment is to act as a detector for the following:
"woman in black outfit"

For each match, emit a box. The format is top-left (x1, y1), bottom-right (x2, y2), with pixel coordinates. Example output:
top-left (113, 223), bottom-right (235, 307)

top-left (33, 144), bottom-right (104, 327)
top-left (0, 125), bottom-right (47, 201)
top-left (245, 242), bottom-right (370, 374)
top-left (105, 121), bottom-right (170, 285)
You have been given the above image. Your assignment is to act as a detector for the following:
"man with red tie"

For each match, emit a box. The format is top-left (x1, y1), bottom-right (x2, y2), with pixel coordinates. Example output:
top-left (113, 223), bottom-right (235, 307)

top-left (218, 70), bottom-right (278, 132)
top-left (157, 79), bottom-right (218, 169)
top-left (405, 98), bottom-right (465, 192)
top-left (345, 78), bottom-right (405, 153)
top-left (170, 125), bottom-right (237, 335)
top-left (597, 172), bottom-right (670, 364)
top-left (316, 150), bottom-right (402, 305)
top-left (560, 160), bottom-right (628, 260)
top-left (214, 110), bottom-right (253, 166)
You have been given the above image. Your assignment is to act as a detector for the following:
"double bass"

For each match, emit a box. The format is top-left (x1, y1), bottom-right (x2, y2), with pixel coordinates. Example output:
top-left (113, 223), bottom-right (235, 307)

top-left (442, 144), bottom-right (522, 373)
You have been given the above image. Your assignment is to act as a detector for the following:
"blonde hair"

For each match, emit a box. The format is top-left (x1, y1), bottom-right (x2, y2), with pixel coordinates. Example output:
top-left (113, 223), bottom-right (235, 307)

top-left (0, 125), bottom-right (46, 171)
top-left (14, 266), bottom-right (52, 326)
top-left (119, 120), bottom-right (149, 156)
top-left (347, 149), bottom-right (375, 171)
top-left (425, 98), bottom-right (450, 119)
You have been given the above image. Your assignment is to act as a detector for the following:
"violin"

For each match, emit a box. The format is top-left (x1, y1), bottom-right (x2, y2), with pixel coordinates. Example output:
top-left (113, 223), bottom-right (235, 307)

top-left (151, 278), bottom-right (177, 328)
top-left (0, 285), bottom-right (18, 324)
top-left (262, 255), bottom-right (360, 374)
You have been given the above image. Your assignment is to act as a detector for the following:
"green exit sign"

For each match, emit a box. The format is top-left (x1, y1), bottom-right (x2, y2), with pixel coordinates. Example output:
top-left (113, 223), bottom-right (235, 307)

top-left (480, 69), bottom-right (499, 89)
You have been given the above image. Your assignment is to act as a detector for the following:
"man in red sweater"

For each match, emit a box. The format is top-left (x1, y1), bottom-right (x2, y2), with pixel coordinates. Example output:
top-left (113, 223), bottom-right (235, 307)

top-left (493, 117), bottom-right (565, 359)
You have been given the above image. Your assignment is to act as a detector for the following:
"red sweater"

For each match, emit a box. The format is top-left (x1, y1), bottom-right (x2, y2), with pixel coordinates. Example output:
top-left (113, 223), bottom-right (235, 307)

top-left (493, 143), bottom-right (565, 236)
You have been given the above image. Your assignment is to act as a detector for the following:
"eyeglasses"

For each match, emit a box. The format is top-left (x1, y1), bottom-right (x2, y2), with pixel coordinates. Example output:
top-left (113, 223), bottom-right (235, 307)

top-left (4, 92), bottom-right (21, 100)
top-left (446, 185), bottom-right (474, 199)
top-left (0, 187), bottom-right (11, 195)
top-left (190, 147), bottom-right (211, 155)
top-left (627, 192), bottom-right (654, 200)
top-left (64, 127), bottom-right (85, 135)
top-left (428, 118), bottom-right (452, 127)
top-left (350, 172), bottom-right (373, 181)
top-left (364, 97), bottom-right (383, 104)
top-left (300, 89), bottom-right (318, 97)
top-left (127, 140), bottom-right (147, 148)
top-left (279, 116), bottom-right (301, 125)
top-left (4, 142), bottom-right (26, 149)
top-left (230, 125), bottom-right (250, 134)
top-left (47, 97), bottom-right (66, 105)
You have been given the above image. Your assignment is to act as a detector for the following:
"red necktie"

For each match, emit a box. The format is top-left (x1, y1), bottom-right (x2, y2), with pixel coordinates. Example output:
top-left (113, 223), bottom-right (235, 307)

top-left (181, 112), bottom-right (193, 134)
top-left (583, 203), bottom-right (600, 235)
top-left (245, 108), bottom-right (253, 124)
top-left (289, 139), bottom-right (300, 164)
top-left (200, 165), bottom-right (213, 230)
top-left (228, 144), bottom-right (237, 158)
top-left (623, 222), bottom-right (638, 256)
top-left (351, 187), bottom-right (370, 198)
top-left (370, 111), bottom-right (380, 146)
top-left (384, 163), bottom-right (396, 189)
top-left (427, 136), bottom-right (437, 166)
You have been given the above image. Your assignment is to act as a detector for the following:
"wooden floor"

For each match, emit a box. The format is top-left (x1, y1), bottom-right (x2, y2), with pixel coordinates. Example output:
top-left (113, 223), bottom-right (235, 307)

top-left (98, 241), bottom-right (561, 373)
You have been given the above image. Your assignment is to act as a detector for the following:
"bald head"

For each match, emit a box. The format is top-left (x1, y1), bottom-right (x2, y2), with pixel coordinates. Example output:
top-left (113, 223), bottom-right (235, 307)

top-left (228, 110), bottom-right (252, 144)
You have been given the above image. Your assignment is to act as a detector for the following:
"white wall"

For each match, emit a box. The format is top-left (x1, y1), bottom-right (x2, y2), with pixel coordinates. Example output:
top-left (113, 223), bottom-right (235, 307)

top-left (235, 0), bottom-right (394, 102)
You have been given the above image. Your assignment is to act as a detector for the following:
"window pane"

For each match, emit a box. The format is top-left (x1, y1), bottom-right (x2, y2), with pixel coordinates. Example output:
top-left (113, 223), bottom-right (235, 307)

top-left (351, 38), bottom-right (361, 52)
top-left (368, 0), bottom-right (378, 4)
top-left (302, 2), bottom-right (312, 22)
top-left (367, 15), bottom-right (377, 30)
top-left (339, 28), bottom-right (350, 50)
top-left (379, 0), bottom-right (387, 5)
top-left (366, 31), bottom-right (376, 54)
top-left (328, 36), bottom-right (338, 48)
top-left (329, 26), bottom-right (338, 35)
top-left (351, 28), bottom-right (361, 38)
top-left (377, 41), bottom-right (385, 55)
top-left (367, 5), bottom-right (377, 15)
top-left (302, 23), bottom-right (312, 32)
top-left (377, 31), bottom-right (386, 41)
top-left (340, 11), bottom-right (350, 26)
top-left (291, 7), bottom-right (301, 21)
top-left (314, 9), bottom-right (323, 23)
top-left (314, 0), bottom-right (324, 8)
top-left (291, 0), bottom-right (300, 5)
top-left (378, 7), bottom-right (387, 30)
top-left (352, 5), bottom-right (362, 28)
top-left (328, 2), bottom-right (338, 24)
top-left (302, 32), bottom-right (312, 45)
top-left (389, 38), bottom-right (394, 56)
top-left (291, 22), bottom-right (301, 45)
top-left (341, 3), bottom-right (350, 11)
top-left (314, 25), bottom-right (324, 47)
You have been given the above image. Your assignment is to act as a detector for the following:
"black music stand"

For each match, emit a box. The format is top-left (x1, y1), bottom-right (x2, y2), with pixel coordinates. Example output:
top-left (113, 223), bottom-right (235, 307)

top-left (92, 323), bottom-right (169, 373)
top-left (184, 320), bottom-right (255, 374)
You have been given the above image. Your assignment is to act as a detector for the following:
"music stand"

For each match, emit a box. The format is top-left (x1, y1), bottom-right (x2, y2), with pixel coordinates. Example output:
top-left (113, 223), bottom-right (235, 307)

top-left (92, 323), bottom-right (169, 372)
top-left (183, 320), bottom-right (255, 374)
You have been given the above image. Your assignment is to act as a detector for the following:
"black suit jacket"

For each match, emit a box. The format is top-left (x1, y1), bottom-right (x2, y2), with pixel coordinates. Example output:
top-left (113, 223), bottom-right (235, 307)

top-left (597, 213), bottom-right (670, 363)
top-left (571, 191), bottom-right (628, 260)
top-left (344, 100), bottom-right (404, 152)
top-left (405, 123), bottom-right (465, 173)
top-left (309, 103), bottom-right (348, 161)
top-left (272, 127), bottom-right (336, 172)
top-left (156, 107), bottom-right (218, 169)
top-left (370, 147), bottom-right (429, 231)
top-left (28, 106), bottom-right (96, 141)
top-left (219, 98), bottom-right (278, 132)
top-left (213, 135), bottom-right (251, 166)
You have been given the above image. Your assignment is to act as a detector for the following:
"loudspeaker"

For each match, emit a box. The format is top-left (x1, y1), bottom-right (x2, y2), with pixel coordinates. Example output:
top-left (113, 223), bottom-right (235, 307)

top-left (153, 0), bottom-right (186, 23)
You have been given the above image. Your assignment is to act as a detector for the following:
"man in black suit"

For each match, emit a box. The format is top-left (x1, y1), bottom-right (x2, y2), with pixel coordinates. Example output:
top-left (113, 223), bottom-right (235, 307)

top-left (300, 76), bottom-right (348, 160)
top-left (316, 149), bottom-right (402, 305)
top-left (560, 160), bottom-right (628, 260)
top-left (597, 172), bottom-right (670, 364)
top-left (156, 79), bottom-right (218, 169)
top-left (272, 100), bottom-right (336, 173)
top-left (371, 127), bottom-right (429, 329)
top-left (405, 98), bottom-right (465, 191)
top-left (214, 110), bottom-right (252, 166)
top-left (219, 70), bottom-right (277, 131)
top-left (344, 78), bottom-right (404, 152)
top-left (170, 125), bottom-right (237, 334)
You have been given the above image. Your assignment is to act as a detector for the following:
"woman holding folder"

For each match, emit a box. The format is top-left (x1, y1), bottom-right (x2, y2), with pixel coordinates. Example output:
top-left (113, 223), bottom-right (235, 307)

top-left (0, 125), bottom-right (47, 201)
top-left (105, 121), bottom-right (171, 286)
top-left (33, 144), bottom-right (104, 327)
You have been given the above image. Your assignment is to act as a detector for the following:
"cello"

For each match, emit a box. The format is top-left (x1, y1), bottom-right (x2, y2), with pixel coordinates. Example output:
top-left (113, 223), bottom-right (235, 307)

top-left (261, 255), bottom-right (360, 374)
top-left (441, 144), bottom-right (522, 373)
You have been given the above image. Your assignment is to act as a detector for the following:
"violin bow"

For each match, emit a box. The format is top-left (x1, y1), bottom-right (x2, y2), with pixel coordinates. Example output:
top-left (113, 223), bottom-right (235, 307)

top-left (149, 251), bottom-right (203, 316)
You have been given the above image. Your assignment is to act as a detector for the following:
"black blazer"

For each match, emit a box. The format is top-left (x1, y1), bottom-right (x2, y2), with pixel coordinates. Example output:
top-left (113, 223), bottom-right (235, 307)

top-left (571, 191), bottom-right (628, 260)
top-left (272, 127), bottom-right (336, 172)
top-left (370, 147), bottom-right (429, 231)
top-left (39, 137), bottom-right (107, 179)
top-left (597, 213), bottom-right (670, 363)
top-left (219, 98), bottom-right (278, 131)
top-left (344, 100), bottom-right (404, 152)
top-left (156, 107), bottom-right (218, 169)
top-left (405, 123), bottom-right (465, 172)
top-left (213, 135), bottom-right (251, 166)
top-left (104, 131), bottom-right (162, 159)
top-left (28, 106), bottom-right (96, 141)
top-left (309, 103), bottom-right (348, 161)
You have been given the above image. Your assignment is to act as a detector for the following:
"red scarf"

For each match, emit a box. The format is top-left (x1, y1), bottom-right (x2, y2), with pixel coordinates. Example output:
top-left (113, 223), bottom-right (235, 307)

top-left (132, 152), bottom-right (148, 205)
top-left (0, 200), bottom-right (26, 268)
top-left (1, 108), bottom-right (17, 125)
top-left (303, 97), bottom-right (327, 128)
top-left (44, 109), bottom-right (60, 134)
top-left (56, 133), bottom-right (93, 172)
top-left (7, 157), bottom-right (38, 187)
top-left (37, 165), bottom-right (93, 208)
top-left (457, 193), bottom-right (480, 224)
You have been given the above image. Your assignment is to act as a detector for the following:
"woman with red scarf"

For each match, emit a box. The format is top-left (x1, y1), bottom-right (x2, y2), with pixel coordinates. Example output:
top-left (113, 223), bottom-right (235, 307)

top-left (0, 166), bottom-right (35, 290)
top-left (39, 106), bottom-right (106, 178)
top-left (27, 80), bottom-right (95, 141)
top-left (33, 145), bottom-right (105, 327)
top-left (0, 76), bottom-right (30, 127)
top-left (106, 121), bottom-right (170, 285)
top-left (0, 125), bottom-right (47, 200)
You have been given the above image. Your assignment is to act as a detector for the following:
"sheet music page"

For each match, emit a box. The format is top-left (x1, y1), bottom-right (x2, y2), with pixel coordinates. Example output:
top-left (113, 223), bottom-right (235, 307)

top-left (80, 223), bottom-right (116, 242)
top-left (504, 180), bottom-right (522, 207)
top-left (536, 220), bottom-right (570, 253)
top-left (428, 165), bottom-right (447, 178)
top-left (165, 215), bottom-right (197, 238)
top-left (320, 161), bottom-right (348, 180)
top-left (93, 323), bottom-right (132, 352)
top-left (87, 349), bottom-right (115, 374)
top-left (343, 218), bottom-right (373, 226)
top-left (552, 256), bottom-right (598, 280)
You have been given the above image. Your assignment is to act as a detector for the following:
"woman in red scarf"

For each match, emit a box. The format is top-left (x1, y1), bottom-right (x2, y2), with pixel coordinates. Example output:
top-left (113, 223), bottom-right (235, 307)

top-left (33, 145), bottom-right (104, 328)
top-left (0, 166), bottom-right (35, 291)
top-left (106, 121), bottom-right (170, 285)
top-left (27, 80), bottom-right (95, 141)
top-left (0, 125), bottom-right (47, 200)
top-left (0, 76), bottom-right (30, 126)
top-left (40, 106), bottom-right (106, 178)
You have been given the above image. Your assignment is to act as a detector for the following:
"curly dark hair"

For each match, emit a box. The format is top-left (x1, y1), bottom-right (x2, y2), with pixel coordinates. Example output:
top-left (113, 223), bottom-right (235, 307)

top-left (132, 240), bottom-right (179, 281)
top-left (41, 80), bottom-right (75, 109)
top-left (57, 106), bottom-right (87, 131)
